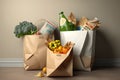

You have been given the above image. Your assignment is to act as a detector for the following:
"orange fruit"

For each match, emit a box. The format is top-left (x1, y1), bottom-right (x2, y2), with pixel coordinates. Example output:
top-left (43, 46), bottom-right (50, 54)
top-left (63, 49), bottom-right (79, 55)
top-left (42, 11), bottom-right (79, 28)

top-left (61, 47), bottom-right (68, 54)
top-left (42, 67), bottom-right (47, 73)
top-left (57, 46), bottom-right (63, 51)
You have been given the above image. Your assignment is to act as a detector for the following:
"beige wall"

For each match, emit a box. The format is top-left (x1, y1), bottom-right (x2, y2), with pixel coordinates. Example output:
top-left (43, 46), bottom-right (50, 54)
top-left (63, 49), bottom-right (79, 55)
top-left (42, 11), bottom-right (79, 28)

top-left (0, 0), bottom-right (120, 59)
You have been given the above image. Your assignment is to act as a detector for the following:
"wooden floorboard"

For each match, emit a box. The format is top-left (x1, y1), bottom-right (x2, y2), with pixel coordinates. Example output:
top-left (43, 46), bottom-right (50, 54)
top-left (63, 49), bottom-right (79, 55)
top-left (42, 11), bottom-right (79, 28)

top-left (0, 67), bottom-right (120, 80)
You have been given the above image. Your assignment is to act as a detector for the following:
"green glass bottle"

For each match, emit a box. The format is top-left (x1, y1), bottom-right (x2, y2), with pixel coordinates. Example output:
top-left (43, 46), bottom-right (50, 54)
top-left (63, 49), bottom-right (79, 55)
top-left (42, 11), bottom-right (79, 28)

top-left (59, 12), bottom-right (71, 31)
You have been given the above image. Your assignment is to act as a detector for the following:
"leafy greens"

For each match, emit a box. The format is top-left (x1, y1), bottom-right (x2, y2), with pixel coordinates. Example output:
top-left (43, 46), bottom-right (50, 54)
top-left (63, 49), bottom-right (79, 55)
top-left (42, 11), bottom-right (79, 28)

top-left (14, 21), bottom-right (37, 38)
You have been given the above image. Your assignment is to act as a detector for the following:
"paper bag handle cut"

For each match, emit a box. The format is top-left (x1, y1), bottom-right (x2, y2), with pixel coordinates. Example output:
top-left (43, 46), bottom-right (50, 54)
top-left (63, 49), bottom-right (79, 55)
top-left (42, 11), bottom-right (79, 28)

top-left (47, 43), bottom-right (74, 76)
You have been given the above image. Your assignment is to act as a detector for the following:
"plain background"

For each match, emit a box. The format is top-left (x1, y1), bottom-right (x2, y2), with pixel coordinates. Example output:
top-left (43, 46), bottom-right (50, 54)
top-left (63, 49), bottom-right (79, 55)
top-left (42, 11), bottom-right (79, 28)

top-left (0, 0), bottom-right (120, 60)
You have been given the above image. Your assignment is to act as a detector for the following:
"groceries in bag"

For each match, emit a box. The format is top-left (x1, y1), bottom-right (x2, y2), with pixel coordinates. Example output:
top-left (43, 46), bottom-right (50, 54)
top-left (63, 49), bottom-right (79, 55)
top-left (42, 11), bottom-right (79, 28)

top-left (48, 40), bottom-right (71, 54)
top-left (68, 12), bottom-right (77, 26)
top-left (36, 19), bottom-right (57, 41)
top-left (58, 12), bottom-right (100, 31)
top-left (14, 21), bottom-right (37, 38)
top-left (47, 41), bottom-right (74, 76)
top-left (78, 17), bottom-right (100, 30)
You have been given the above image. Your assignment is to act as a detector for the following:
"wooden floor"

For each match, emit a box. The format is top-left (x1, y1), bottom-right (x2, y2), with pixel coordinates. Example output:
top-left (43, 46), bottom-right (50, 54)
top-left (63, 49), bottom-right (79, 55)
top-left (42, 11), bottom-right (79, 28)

top-left (0, 67), bottom-right (120, 80)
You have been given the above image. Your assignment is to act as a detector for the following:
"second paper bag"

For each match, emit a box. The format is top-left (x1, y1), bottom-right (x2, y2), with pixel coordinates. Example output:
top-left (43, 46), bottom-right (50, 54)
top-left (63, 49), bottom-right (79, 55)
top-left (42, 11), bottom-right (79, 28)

top-left (47, 43), bottom-right (74, 76)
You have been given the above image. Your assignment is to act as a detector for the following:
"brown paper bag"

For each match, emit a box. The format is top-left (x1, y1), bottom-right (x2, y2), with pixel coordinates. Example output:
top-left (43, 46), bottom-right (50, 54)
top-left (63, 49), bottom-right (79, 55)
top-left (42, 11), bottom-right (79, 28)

top-left (46, 43), bottom-right (74, 77)
top-left (23, 35), bottom-right (47, 70)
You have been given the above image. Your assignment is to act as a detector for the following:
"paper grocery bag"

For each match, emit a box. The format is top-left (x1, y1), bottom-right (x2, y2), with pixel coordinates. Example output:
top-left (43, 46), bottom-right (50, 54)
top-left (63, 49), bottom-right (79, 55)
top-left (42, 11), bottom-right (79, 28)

top-left (46, 43), bottom-right (74, 76)
top-left (60, 30), bottom-right (96, 71)
top-left (23, 35), bottom-right (47, 70)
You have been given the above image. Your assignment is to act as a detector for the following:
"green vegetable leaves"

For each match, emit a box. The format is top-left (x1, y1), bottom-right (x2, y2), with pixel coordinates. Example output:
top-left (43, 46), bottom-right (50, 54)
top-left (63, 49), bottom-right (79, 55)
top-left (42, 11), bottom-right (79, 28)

top-left (14, 21), bottom-right (37, 38)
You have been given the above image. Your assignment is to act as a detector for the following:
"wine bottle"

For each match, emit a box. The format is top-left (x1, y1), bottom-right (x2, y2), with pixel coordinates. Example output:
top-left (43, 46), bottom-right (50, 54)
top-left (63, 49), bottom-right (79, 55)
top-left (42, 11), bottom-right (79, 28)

top-left (59, 12), bottom-right (71, 31)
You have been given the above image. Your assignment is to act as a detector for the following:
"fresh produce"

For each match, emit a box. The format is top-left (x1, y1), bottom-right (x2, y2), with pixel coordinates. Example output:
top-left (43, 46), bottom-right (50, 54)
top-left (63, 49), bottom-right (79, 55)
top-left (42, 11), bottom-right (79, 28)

top-left (14, 21), bottom-right (37, 38)
top-left (35, 67), bottom-right (46, 78)
top-left (42, 67), bottom-right (47, 74)
top-left (48, 40), bottom-right (71, 54)
top-left (48, 40), bottom-right (61, 50)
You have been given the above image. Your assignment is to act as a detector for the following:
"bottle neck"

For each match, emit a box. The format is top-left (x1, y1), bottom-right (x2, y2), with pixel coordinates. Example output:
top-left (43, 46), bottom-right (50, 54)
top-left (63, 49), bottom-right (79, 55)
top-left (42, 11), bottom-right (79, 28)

top-left (60, 13), bottom-right (67, 20)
